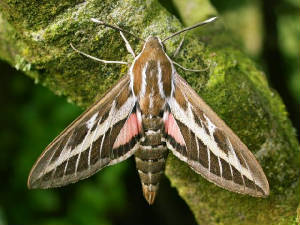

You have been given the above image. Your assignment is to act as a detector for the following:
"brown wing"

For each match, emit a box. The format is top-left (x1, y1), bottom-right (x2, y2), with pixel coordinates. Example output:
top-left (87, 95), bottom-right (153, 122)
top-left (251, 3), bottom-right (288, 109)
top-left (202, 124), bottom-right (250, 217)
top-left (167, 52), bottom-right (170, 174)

top-left (28, 74), bottom-right (142, 189)
top-left (165, 73), bottom-right (269, 197)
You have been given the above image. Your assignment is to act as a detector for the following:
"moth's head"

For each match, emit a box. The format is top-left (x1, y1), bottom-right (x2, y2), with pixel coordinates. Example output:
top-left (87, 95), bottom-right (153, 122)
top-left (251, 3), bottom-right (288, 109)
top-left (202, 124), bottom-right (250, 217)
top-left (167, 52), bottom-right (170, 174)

top-left (143, 36), bottom-right (165, 51)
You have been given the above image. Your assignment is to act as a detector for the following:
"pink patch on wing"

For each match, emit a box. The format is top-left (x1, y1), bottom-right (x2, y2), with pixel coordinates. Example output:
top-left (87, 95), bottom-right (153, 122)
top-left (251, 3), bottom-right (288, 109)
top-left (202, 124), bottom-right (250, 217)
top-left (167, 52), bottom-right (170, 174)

top-left (164, 112), bottom-right (186, 146)
top-left (113, 113), bottom-right (141, 149)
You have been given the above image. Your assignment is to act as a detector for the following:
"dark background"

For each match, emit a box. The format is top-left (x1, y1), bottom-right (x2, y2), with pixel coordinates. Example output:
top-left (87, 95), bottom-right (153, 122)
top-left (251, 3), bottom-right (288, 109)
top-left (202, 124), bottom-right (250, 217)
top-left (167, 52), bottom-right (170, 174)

top-left (0, 0), bottom-right (298, 224)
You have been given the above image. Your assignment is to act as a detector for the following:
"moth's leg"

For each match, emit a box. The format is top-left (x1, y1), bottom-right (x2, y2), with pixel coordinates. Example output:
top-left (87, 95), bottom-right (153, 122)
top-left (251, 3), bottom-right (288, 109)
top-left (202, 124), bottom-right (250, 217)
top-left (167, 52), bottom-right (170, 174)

top-left (172, 60), bottom-right (209, 72)
top-left (91, 18), bottom-right (144, 42)
top-left (119, 31), bottom-right (135, 58)
top-left (91, 18), bottom-right (141, 58)
top-left (70, 43), bottom-right (128, 65)
top-left (172, 37), bottom-right (185, 58)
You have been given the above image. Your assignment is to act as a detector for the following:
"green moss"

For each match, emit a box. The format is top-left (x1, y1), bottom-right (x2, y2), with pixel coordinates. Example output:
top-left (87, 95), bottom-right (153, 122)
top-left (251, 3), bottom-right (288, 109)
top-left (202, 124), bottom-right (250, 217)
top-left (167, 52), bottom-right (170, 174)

top-left (0, 0), bottom-right (299, 224)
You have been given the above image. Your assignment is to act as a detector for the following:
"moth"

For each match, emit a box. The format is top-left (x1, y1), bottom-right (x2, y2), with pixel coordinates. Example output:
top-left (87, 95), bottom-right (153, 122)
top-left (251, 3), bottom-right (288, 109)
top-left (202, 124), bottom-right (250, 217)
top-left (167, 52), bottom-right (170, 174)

top-left (28, 17), bottom-right (269, 204)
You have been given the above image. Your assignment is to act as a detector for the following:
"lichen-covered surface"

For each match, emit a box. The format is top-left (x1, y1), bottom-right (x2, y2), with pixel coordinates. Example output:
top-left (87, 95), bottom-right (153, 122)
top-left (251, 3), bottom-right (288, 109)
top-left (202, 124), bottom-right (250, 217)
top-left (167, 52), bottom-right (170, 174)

top-left (0, 0), bottom-right (299, 224)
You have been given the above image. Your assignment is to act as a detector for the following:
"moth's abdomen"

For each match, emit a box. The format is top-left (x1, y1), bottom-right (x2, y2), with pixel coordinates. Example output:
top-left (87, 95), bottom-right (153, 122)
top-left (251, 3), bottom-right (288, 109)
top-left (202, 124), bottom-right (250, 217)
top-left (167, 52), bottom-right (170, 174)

top-left (134, 115), bottom-right (168, 204)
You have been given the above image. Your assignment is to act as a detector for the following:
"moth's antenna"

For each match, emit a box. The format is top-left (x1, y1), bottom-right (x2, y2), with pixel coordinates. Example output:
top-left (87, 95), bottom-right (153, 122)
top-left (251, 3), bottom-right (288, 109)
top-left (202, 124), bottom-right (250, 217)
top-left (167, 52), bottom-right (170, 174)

top-left (91, 18), bottom-right (145, 42)
top-left (162, 16), bottom-right (218, 43)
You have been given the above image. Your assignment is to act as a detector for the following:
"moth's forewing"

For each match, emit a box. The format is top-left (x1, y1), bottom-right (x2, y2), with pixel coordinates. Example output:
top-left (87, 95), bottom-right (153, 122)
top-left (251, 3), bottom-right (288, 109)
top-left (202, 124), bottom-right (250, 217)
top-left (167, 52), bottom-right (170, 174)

top-left (28, 74), bottom-right (142, 189)
top-left (165, 73), bottom-right (269, 197)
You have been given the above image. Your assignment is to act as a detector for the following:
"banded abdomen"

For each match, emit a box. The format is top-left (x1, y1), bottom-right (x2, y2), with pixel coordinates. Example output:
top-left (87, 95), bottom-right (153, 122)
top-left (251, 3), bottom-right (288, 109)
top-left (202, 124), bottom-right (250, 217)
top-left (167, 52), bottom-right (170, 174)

top-left (134, 115), bottom-right (168, 204)
top-left (131, 37), bottom-right (173, 204)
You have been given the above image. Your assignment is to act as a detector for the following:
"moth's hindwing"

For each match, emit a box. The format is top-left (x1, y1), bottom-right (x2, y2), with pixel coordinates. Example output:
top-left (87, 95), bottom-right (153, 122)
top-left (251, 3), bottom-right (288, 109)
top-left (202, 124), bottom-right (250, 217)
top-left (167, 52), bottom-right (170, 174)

top-left (165, 73), bottom-right (269, 197)
top-left (28, 74), bottom-right (142, 189)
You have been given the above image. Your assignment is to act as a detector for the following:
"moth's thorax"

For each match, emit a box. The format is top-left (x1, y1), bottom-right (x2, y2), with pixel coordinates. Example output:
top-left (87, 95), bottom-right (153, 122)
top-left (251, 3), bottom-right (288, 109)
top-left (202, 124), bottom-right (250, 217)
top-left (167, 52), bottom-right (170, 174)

top-left (130, 36), bottom-right (174, 116)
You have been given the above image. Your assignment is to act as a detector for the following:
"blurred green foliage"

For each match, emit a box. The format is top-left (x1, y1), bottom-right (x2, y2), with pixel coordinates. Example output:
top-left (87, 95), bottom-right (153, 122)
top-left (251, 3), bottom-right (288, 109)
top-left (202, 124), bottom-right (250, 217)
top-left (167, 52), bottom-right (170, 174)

top-left (0, 0), bottom-right (299, 224)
